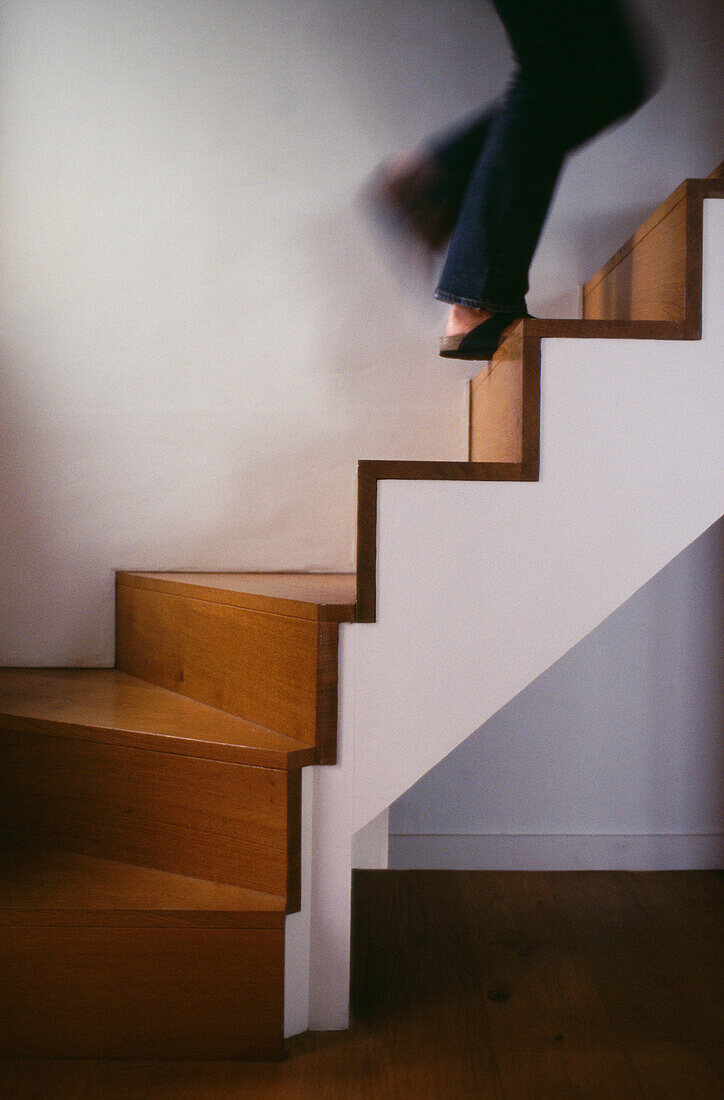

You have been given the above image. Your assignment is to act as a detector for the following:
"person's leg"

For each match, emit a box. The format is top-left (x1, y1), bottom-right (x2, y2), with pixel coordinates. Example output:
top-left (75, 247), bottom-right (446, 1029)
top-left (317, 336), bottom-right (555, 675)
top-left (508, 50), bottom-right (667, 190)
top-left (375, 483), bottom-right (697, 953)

top-left (423, 105), bottom-right (499, 224)
top-left (436, 0), bottom-right (652, 329)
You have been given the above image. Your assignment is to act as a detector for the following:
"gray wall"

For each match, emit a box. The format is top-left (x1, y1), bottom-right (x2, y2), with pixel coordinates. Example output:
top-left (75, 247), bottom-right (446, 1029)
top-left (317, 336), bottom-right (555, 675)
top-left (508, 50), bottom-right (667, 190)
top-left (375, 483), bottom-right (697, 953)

top-left (389, 518), bottom-right (723, 868)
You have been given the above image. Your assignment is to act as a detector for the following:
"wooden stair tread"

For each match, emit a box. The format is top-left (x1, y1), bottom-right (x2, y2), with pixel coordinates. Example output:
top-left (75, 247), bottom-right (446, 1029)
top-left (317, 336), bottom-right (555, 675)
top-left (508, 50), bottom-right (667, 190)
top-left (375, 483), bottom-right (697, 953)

top-left (0, 845), bottom-right (285, 927)
top-left (0, 668), bottom-right (315, 768)
top-left (118, 571), bottom-right (357, 621)
top-left (500, 316), bottom-right (685, 349)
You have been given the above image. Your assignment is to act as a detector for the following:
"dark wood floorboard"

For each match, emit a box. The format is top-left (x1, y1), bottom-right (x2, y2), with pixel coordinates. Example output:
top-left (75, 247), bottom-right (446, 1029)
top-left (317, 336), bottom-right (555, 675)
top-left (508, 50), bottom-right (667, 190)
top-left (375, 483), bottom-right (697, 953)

top-left (545, 871), bottom-right (724, 1099)
top-left (1, 871), bottom-right (721, 1099)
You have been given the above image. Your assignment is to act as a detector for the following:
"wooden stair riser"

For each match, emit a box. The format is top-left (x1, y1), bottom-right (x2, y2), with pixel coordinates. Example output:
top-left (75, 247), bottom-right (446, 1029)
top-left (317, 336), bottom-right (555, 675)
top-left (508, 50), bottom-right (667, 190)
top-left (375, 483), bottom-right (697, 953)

top-left (583, 173), bottom-right (723, 326)
top-left (584, 182), bottom-right (690, 323)
top-left (0, 926), bottom-right (284, 1059)
top-left (468, 322), bottom-right (542, 468)
top-left (116, 578), bottom-right (340, 761)
top-left (0, 729), bottom-right (301, 906)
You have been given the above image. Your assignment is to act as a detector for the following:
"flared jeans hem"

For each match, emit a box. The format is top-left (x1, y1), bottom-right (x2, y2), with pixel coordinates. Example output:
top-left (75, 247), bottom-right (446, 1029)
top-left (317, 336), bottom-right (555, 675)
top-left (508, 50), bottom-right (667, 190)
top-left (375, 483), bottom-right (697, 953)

top-left (434, 287), bottom-right (528, 313)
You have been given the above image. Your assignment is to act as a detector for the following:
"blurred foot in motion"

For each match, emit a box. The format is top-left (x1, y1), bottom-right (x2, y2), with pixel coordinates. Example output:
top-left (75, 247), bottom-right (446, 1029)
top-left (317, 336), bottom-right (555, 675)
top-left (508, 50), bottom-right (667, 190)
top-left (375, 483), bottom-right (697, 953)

top-left (361, 0), bottom-right (664, 360)
top-left (363, 149), bottom-right (456, 255)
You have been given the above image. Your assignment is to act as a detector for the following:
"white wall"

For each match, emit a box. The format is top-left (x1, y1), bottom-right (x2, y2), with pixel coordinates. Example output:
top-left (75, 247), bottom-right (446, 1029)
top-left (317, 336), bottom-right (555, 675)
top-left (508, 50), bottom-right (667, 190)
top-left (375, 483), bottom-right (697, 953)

top-left (1, 0), bottom-right (722, 663)
top-left (389, 516), bottom-right (724, 870)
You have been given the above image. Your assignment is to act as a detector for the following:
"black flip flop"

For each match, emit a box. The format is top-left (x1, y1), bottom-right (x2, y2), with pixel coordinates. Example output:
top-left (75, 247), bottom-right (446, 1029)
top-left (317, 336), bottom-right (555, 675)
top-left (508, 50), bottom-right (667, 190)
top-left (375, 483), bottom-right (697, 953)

top-left (439, 310), bottom-right (530, 360)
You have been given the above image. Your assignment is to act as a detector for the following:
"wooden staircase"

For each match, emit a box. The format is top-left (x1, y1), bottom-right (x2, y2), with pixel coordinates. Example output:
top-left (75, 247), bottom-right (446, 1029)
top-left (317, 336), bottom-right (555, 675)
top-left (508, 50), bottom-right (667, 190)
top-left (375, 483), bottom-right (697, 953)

top-left (0, 573), bottom-right (354, 1058)
top-left (0, 163), bottom-right (721, 1057)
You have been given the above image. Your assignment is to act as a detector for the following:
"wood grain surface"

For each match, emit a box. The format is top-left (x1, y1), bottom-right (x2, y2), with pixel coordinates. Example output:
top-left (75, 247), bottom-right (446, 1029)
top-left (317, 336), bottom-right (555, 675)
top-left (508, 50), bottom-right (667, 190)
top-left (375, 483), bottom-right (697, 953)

top-left (118, 572), bottom-right (356, 622)
top-left (0, 926), bottom-right (284, 1059)
top-left (470, 322), bottom-right (525, 463)
top-left (116, 578), bottom-right (340, 754)
top-left (583, 182), bottom-right (690, 322)
top-left (0, 729), bottom-right (297, 898)
top-left (0, 668), bottom-right (315, 769)
top-left (2, 871), bottom-right (720, 1093)
top-left (352, 870), bottom-right (724, 1099)
top-left (0, 846), bottom-right (285, 928)
top-left (583, 175), bottom-right (724, 327)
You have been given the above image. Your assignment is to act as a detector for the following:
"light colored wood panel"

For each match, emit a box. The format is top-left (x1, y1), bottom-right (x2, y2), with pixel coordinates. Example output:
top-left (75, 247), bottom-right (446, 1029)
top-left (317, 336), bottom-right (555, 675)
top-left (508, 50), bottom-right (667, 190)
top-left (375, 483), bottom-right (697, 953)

top-left (118, 572), bottom-right (356, 622)
top-left (0, 668), bottom-right (315, 769)
top-left (0, 926), bottom-right (284, 1059)
top-left (583, 192), bottom-right (688, 321)
top-left (584, 181), bottom-right (687, 296)
top-left (116, 584), bottom-right (321, 745)
top-left (469, 324), bottom-right (524, 463)
top-left (0, 846), bottom-right (285, 928)
top-left (0, 731), bottom-right (293, 897)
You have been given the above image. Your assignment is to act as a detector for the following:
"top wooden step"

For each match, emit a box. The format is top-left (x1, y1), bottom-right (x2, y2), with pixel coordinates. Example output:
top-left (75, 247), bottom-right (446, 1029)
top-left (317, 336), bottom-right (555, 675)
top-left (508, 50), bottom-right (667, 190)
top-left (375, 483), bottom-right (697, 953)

top-left (117, 572), bottom-right (357, 622)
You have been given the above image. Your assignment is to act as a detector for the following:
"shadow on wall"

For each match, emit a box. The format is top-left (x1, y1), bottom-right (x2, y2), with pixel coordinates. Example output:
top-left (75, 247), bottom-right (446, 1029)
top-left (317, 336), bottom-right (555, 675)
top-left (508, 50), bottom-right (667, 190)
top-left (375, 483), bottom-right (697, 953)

top-left (389, 515), bottom-right (724, 846)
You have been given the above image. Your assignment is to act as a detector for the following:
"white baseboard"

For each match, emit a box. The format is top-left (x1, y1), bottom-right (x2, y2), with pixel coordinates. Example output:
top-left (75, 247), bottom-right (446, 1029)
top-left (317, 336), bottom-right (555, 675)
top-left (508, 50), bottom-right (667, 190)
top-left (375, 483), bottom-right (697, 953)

top-left (388, 833), bottom-right (724, 871)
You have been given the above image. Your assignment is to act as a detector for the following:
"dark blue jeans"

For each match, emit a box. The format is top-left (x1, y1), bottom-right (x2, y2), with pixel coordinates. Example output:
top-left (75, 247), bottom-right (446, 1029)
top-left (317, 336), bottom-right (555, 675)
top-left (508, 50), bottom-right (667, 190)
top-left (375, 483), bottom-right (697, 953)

top-left (430, 0), bottom-right (654, 312)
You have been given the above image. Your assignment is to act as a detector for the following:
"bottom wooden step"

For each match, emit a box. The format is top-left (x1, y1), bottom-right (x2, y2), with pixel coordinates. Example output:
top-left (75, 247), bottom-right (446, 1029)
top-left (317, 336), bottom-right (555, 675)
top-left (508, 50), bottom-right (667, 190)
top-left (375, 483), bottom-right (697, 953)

top-left (0, 846), bottom-right (285, 1059)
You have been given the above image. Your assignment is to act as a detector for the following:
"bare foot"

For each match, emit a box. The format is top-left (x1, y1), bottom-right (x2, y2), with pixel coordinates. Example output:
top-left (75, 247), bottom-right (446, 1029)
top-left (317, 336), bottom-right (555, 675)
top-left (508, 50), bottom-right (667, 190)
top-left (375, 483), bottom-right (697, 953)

top-left (445, 303), bottom-right (493, 337)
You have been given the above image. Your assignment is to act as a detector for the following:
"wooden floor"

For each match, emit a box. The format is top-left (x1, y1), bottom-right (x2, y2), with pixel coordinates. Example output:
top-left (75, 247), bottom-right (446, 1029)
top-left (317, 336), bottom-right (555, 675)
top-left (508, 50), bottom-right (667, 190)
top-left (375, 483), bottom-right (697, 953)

top-left (2, 870), bottom-right (722, 1098)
